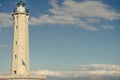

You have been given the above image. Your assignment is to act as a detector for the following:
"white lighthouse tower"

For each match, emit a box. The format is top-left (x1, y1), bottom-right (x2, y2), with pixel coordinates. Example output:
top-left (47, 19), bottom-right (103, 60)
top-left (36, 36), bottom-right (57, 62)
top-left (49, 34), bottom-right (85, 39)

top-left (11, 0), bottom-right (30, 75)
top-left (0, 0), bottom-right (46, 79)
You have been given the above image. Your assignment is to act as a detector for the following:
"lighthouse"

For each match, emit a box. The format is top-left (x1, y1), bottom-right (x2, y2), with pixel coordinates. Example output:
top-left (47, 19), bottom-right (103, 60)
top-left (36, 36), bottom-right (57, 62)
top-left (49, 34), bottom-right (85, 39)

top-left (11, 0), bottom-right (30, 75)
top-left (0, 0), bottom-right (46, 79)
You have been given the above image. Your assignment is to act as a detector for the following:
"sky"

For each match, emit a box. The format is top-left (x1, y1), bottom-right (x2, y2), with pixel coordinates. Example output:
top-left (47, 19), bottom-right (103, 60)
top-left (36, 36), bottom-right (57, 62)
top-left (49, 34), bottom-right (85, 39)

top-left (0, 0), bottom-right (120, 73)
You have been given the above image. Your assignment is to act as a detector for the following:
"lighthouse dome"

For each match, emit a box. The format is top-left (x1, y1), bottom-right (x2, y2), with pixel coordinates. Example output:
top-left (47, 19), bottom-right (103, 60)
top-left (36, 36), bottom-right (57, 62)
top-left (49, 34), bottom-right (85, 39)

top-left (16, 0), bottom-right (28, 13)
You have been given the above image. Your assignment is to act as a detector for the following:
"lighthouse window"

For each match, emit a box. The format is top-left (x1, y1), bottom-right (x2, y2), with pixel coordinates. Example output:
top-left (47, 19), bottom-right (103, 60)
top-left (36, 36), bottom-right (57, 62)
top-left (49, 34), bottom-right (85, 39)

top-left (16, 16), bottom-right (18, 20)
top-left (16, 26), bottom-right (18, 30)
top-left (22, 5), bottom-right (25, 7)
top-left (15, 41), bottom-right (17, 45)
top-left (14, 70), bottom-right (16, 74)
top-left (15, 55), bottom-right (17, 59)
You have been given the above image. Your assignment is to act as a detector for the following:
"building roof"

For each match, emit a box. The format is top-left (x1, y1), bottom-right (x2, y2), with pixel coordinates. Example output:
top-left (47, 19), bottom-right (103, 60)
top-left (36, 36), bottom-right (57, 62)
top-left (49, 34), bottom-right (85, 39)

top-left (17, 0), bottom-right (26, 6)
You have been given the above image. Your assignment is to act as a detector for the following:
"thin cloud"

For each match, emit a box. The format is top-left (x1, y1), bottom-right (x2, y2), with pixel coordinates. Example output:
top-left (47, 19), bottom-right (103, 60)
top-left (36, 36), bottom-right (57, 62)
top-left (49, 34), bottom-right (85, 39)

top-left (32, 64), bottom-right (120, 77)
top-left (77, 64), bottom-right (120, 71)
top-left (0, 0), bottom-right (119, 31)
top-left (101, 25), bottom-right (115, 30)
top-left (0, 13), bottom-right (12, 28)
top-left (30, 0), bottom-right (120, 31)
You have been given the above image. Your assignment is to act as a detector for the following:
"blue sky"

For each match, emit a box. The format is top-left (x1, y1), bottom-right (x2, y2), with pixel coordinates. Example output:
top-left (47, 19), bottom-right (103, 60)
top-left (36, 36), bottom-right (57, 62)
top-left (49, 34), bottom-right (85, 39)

top-left (0, 0), bottom-right (120, 73)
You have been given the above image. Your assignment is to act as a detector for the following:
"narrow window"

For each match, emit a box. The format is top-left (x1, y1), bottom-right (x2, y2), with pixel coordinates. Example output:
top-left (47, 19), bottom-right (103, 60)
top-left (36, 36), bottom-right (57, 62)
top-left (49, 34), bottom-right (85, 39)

top-left (16, 16), bottom-right (18, 20)
top-left (15, 55), bottom-right (17, 59)
top-left (15, 41), bottom-right (17, 45)
top-left (16, 26), bottom-right (18, 30)
top-left (14, 70), bottom-right (16, 74)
